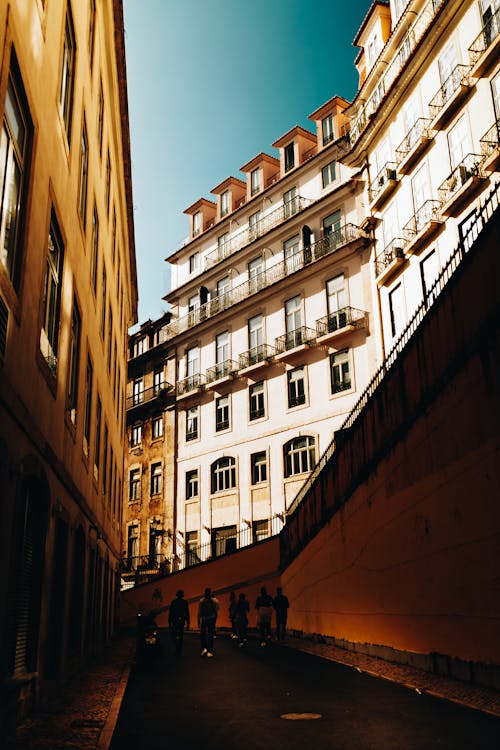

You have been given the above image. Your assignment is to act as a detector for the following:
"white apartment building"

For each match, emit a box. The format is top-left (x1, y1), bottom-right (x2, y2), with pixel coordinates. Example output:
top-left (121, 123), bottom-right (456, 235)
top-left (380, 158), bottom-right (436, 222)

top-left (343, 0), bottom-right (499, 348)
top-left (162, 99), bottom-right (380, 564)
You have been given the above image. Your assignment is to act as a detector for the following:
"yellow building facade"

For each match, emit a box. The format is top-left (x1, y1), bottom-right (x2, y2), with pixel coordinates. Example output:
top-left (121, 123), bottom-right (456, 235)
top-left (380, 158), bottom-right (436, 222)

top-left (0, 0), bottom-right (137, 729)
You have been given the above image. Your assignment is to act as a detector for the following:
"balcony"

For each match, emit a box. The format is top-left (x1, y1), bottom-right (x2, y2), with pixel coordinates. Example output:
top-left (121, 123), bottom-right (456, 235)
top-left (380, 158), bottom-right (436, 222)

top-left (164, 223), bottom-right (368, 341)
top-left (402, 199), bottom-right (443, 255)
top-left (126, 383), bottom-right (173, 412)
top-left (438, 154), bottom-right (486, 217)
top-left (369, 162), bottom-right (398, 210)
top-left (315, 306), bottom-right (368, 346)
top-left (480, 118), bottom-right (500, 173)
top-left (468, 8), bottom-right (500, 78)
top-left (396, 118), bottom-right (433, 175)
top-left (204, 195), bottom-right (312, 269)
top-left (275, 326), bottom-right (316, 361)
top-left (375, 238), bottom-right (406, 285)
top-left (346, 0), bottom-right (446, 148)
top-left (428, 65), bottom-right (473, 129)
top-left (238, 344), bottom-right (276, 375)
top-left (176, 373), bottom-right (205, 399)
top-left (205, 359), bottom-right (238, 388)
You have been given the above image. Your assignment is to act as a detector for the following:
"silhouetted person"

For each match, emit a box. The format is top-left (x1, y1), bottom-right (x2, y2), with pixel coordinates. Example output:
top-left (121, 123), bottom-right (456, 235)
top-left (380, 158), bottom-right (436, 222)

top-left (255, 586), bottom-right (274, 646)
top-left (274, 587), bottom-right (289, 640)
top-left (198, 587), bottom-right (219, 657)
top-left (234, 593), bottom-right (250, 646)
top-left (168, 589), bottom-right (190, 655)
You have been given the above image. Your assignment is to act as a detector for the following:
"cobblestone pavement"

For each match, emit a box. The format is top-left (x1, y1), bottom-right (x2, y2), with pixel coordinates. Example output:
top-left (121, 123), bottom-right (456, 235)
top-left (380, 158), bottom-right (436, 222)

top-left (4, 631), bottom-right (500, 749)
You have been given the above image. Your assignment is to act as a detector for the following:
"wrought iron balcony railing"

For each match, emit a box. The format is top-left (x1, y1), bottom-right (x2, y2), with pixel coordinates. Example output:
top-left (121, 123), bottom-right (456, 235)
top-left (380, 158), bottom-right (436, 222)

top-left (176, 373), bottom-right (204, 396)
top-left (428, 65), bottom-right (472, 122)
top-left (402, 199), bottom-right (443, 241)
top-left (375, 238), bottom-right (406, 278)
top-left (204, 195), bottom-right (312, 269)
top-left (468, 7), bottom-right (500, 66)
top-left (315, 306), bottom-right (368, 337)
top-left (395, 118), bottom-right (433, 164)
top-left (127, 383), bottom-right (173, 410)
top-left (205, 359), bottom-right (238, 384)
top-left (238, 343), bottom-right (276, 369)
top-left (275, 326), bottom-right (317, 354)
top-left (163, 223), bottom-right (368, 341)
top-left (480, 118), bottom-right (500, 159)
top-left (369, 162), bottom-right (398, 204)
top-left (437, 154), bottom-right (485, 206)
top-left (347, 0), bottom-right (445, 147)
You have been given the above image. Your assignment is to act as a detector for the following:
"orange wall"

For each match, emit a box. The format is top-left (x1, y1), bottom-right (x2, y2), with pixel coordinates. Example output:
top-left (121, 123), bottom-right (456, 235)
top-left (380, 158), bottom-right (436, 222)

top-left (120, 536), bottom-right (281, 630)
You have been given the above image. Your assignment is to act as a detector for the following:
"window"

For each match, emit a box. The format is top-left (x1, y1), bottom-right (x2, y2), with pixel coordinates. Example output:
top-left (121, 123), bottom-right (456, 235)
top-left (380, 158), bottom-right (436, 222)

top-left (216, 330), bottom-right (229, 370)
top-left (91, 205), bottom-right (99, 293)
top-left (322, 161), bottom-right (336, 189)
top-left (420, 250), bottom-right (439, 302)
top-left (249, 381), bottom-right (265, 420)
top-left (94, 395), bottom-right (101, 480)
top-left (215, 394), bottom-right (230, 431)
top-left (253, 519), bottom-right (270, 543)
top-left (221, 190), bottom-right (229, 216)
top-left (287, 366), bottom-right (306, 408)
top-left (284, 142), bottom-right (295, 172)
top-left (218, 232), bottom-right (229, 258)
top-left (217, 276), bottom-right (230, 301)
top-left (403, 93), bottom-right (421, 144)
top-left (152, 415), bottom-right (163, 439)
top-left (0, 61), bottom-right (32, 283)
top-left (193, 211), bottom-right (201, 236)
top-left (285, 295), bottom-right (302, 344)
top-left (189, 252), bottom-right (200, 273)
top-left (323, 209), bottom-right (342, 238)
top-left (327, 274), bottom-right (346, 315)
top-left (60, 8), bottom-right (76, 140)
top-left (186, 531), bottom-right (199, 566)
top-left (284, 436), bottom-right (316, 477)
top-left (97, 78), bottom-right (104, 157)
top-left (40, 213), bottom-right (64, 373)
top-left (186, 405), bottom-right (199, 441)
top-left (411, 163), bottom-right (429, 219)
top-left (150, 463), bottom-right (162, 496)
top-left (149, 521), bottom-right (162, 562)
top-left (248, 313), bottom-right (263, 359)
top-left (330, 350), bottom-right (351, 393)
top-left (83, 355), bottom-right (93, 456)
top-left (491, 70), bottom-right (500, 119)
top-left (448, 116), bottom-right (471, 170)
top-left (153, 367), bottom-right (165, 394)
top-left (78, 119), bottom-right (89, 227)
top-left (366, 29), bottom-right (382, 70)
top-left (211, 457), bottom-right (236, 493)
top-left (438, 42), bottom-right (458, 91)
top-left (251, 451), bottom-right (267, 484)
top-left (284, 235), bottom-right (300, 273)
top-left (133, 377), bottom-right (143, 405)
top-left (389, 283), bottom-right (406, 338)
top-left (130, 423), bottom-right (142, 447)
top-left (129, 470), bottom-right (140, 501)
top-left (186, 469), bottom-right (199, 500)
top-left (188, 293), bottom-right (199, 324)
top-left (251, 168), bottom-right (261, 195)
top-left (322, 114), bottom-right (334, 145)
top-left (283, 186), bottom-right (298, 218)
top-left (186, 346), bottom-right (199, 381)
top-left (382, 202), bottom-right (399, 246)
top-left (66, 299), bottom-right (81, 424)
top-left (249, 210), bottom-right (261, 240)
top-left (134, 336), bottom-right (146, 357)
top-left (248, 256), bottom-right (263, 293)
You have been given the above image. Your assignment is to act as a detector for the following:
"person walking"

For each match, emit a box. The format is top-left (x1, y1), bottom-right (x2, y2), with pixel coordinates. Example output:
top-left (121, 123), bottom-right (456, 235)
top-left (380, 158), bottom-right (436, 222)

top-left (198, 587), bottom-right (219, 657)
top-left (274, 586), bottom-right (290, 641)
top-left (229, 591), bottom-right (238, 639)
top-left (233, 592), bottom-right (250, 647)
top-left (168, 589), bottom-right (190, 655)
top-left (255, 586), bottom-right (274, 647)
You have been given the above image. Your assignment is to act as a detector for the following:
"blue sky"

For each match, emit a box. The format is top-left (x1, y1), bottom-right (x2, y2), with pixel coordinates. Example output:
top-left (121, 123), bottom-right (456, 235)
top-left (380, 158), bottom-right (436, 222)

top-left (123, 0), bottom-right (370, 325)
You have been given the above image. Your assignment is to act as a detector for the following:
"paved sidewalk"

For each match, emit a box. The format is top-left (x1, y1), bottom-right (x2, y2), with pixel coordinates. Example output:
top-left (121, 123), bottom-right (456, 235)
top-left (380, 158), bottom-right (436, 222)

top-left (4, 630), bottom-right (500, 749)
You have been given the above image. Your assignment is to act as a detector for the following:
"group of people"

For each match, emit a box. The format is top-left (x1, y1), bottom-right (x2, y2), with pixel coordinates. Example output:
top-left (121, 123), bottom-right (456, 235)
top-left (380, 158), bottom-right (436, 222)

top-left (167, 585), bottom-right (290, 658)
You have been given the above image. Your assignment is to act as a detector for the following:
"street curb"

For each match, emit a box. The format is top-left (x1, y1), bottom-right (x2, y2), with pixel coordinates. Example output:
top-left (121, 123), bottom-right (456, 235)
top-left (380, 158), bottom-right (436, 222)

top-left (97, 662), bottom-right (131, 750)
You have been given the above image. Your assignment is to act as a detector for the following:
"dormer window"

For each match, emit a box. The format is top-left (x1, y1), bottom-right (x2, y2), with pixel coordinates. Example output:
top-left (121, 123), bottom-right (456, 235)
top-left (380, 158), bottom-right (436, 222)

top-left (250, 168), bottom-right (261, 195)
top-left (366, 29), bottom-right (382, 70)
top-left (284, 143), bottom-right (295, 172)
top-left (322, 115), bottom-right (334, 146)
top-left (221, 190), bottom-right (229, 217)
top-left (193, 211), bottom-right (201, 236)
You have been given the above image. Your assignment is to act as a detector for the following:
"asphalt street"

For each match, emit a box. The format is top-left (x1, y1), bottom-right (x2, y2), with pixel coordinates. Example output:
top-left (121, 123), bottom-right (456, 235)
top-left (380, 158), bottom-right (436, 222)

top-left (110, 632), bottom-right (500, 750)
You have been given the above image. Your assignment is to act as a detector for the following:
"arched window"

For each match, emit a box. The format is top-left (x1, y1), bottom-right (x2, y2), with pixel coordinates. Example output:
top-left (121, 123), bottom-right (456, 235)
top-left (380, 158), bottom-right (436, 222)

top-left (211, 456), bottom-right (236, 494)
top-left (284, 436), bottom-right (316, 478)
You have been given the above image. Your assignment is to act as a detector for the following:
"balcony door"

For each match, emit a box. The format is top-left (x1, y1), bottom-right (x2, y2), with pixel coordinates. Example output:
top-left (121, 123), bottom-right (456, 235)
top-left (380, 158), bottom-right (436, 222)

top-left (448, 115), bottom-right (471, 170)
top-left (285, 295), bottom-right (302, 347)
top-left (284, 235), bottom-right (300, 273)
top-left (326, 274), bottom-right (347, 329)
top-left (248, 314), bottom-right (263, 358)
top-left (248, 255), bottom-right (263, 292)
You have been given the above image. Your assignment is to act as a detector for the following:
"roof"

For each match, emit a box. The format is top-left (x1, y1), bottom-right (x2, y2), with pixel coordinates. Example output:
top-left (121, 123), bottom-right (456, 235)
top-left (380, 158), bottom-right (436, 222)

top-left (211, 176), bottom-right (246, 194)
top-left (240, 152), bottom-right (280, 173)
top-left (308, 95), bottom-right (351, 121)
top-left (272, 125), bottom-right (316, 149)
top-left (353, 0), bottom-right (390, 46)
